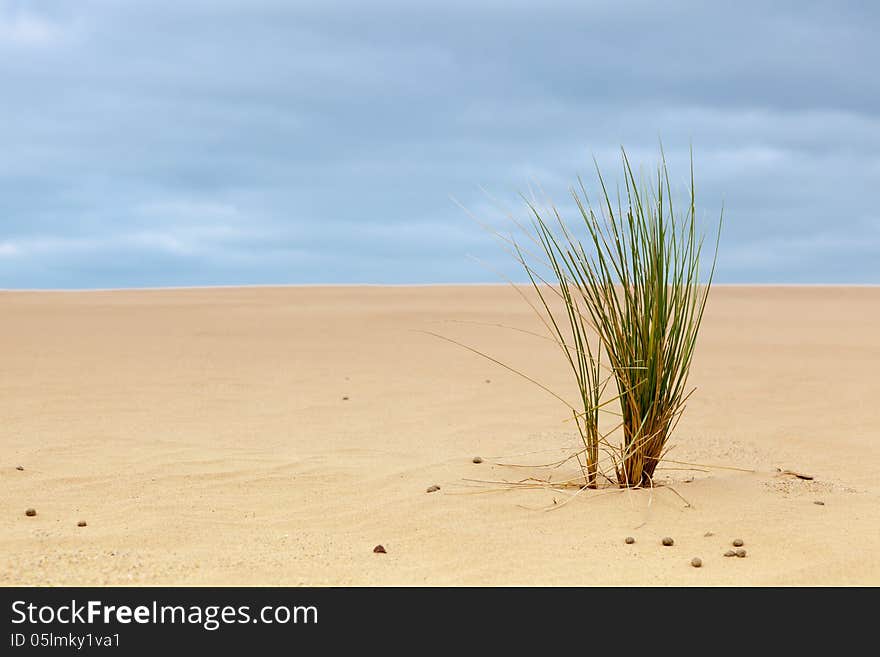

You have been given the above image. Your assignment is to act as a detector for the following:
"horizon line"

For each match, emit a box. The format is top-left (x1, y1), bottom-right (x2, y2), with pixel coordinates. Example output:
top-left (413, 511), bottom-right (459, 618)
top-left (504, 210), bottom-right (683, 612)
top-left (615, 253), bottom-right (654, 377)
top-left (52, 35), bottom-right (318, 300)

top-left (2, 282), bottom-right (880, 293)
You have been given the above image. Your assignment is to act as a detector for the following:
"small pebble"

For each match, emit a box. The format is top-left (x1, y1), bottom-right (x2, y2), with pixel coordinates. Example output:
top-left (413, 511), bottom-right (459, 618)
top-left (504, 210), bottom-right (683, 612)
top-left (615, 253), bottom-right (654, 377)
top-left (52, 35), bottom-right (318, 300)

top-left (661, 537), bottom-right (674, 546)
top-left (77, 521), bottom-right (87, 527)
top-left (691, 557), bottom-right (702, 568)
top-left (25, 508), bottom-right (36, 517)
top-left (426, 485), bottom-right (440, 493)
top-left (814, 500), bottom-right (825, 506)
top-left (342, 396), bottom-right (349, 401)
top-left (732, 539), bottom-right (744, 547)
top-left (15, 466), bottom-right (24, 471)
top-left (735, 548), bottom-right (747, 558)
top-left (724, 550), bottom-right (736, 557)
top-left (373, 545), bottom-right (386, 554)
top-left (704, 532), bottom-right (714, 537)
top-left (472, 456), bottom-right (483, 464)
top-left (625, 536), bottom-right (635, 544)
top-left (485, 379), bottom-right (491, 383)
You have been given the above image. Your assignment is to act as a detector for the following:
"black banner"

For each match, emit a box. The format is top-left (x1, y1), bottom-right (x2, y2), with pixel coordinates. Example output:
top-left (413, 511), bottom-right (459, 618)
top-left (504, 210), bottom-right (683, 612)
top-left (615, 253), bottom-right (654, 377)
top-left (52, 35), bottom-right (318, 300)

top-left (0, 586), bottom-right (868, 653)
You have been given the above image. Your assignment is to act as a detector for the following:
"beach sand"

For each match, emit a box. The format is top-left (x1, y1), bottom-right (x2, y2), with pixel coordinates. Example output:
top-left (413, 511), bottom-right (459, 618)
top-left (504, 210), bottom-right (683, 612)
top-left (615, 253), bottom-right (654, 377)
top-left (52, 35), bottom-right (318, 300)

top-left (1, 285), bottom-right (878, 586)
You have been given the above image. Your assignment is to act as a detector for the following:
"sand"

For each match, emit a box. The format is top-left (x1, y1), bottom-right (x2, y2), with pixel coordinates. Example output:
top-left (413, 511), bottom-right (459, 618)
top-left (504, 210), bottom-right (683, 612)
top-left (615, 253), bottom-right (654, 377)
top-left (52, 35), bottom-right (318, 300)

top-left (1, 285), bottom-right (879, 586)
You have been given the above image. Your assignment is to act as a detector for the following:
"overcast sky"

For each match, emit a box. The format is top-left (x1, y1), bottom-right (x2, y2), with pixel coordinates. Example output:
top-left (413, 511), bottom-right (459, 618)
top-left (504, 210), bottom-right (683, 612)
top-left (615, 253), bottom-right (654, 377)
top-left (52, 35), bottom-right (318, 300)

top-left (1, 0), bottom-right (877, 288)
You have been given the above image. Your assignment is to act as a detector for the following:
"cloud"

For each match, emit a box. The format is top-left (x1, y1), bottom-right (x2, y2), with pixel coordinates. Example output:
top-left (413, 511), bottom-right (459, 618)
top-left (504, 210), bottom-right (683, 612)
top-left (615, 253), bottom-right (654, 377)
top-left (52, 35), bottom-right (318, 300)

top-left (0, 13), bottom-right (61, 47)
top-left (0, 0), bottom-right (878, 287)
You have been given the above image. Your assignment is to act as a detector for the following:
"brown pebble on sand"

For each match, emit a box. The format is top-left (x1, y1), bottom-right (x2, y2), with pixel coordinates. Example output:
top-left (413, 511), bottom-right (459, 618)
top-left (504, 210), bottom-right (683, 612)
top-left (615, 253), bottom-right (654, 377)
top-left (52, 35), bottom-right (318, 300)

top-left (732, 538), bottom-right (744, 547)
top-left (691, 557), bottom-right (702, 568)
top-left (472, 456), bottom-right (483, 464)
top-left (704, 532), bottom-right (714, 537)
top-left (625, 536), bottom-right (635, 544)
top-left (661, 537), bottom-right (674, 546)
top-left (736, 548), bottom-right (747, 558)
top-left (16, 465), bottom-right (24, 471)
top-left (77, 521), bottom-right (87, 527)
top-left (814, 500), bottom-right (825, 505)
top-left (373, 545), bottom-right (386, 554)
top-left (25, 508), bottom-right (36, 517)
top-left (426, 485), bottom-right (440, 493)
top-left (342, 396), bottom-right (349, 401)
top-left (485, 379), bottom-right (491, 383)
top-left (724, 550), bottom-right (736, 557)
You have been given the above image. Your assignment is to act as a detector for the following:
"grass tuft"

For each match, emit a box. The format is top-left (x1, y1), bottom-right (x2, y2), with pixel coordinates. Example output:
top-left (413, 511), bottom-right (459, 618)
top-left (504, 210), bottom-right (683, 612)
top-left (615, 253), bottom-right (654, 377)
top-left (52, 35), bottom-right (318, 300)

top-left (508, 146), bottom-right (722, 488)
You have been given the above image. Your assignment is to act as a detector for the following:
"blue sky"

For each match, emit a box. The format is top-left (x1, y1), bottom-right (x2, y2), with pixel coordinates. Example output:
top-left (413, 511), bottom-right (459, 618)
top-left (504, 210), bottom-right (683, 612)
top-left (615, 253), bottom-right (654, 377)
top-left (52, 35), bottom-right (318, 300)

top-left (1, 0), bottom-right (877, 288)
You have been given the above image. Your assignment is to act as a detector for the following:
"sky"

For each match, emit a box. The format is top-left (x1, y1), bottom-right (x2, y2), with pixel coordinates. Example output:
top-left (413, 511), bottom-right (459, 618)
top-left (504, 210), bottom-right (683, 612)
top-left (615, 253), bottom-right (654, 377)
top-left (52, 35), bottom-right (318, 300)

top-left (0, 0), bottom-right (877, 288)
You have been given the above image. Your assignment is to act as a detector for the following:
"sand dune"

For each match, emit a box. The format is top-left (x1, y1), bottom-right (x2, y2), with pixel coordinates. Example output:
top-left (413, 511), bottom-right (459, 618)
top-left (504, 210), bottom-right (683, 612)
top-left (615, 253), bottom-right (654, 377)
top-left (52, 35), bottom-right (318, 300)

top-left (1, 285), bottom-right (878, 585)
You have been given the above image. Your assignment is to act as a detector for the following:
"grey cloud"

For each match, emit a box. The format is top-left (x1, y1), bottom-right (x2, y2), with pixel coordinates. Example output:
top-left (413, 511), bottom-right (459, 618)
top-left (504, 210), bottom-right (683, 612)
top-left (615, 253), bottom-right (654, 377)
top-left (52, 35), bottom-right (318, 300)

top-left (0, 0), bottom-right (878, 287)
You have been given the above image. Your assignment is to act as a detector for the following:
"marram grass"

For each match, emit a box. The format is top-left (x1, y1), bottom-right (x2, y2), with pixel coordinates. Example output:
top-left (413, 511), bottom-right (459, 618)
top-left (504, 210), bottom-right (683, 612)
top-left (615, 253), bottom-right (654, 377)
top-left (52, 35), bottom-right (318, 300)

top-left (511, 147), bottom-right (722, 489)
